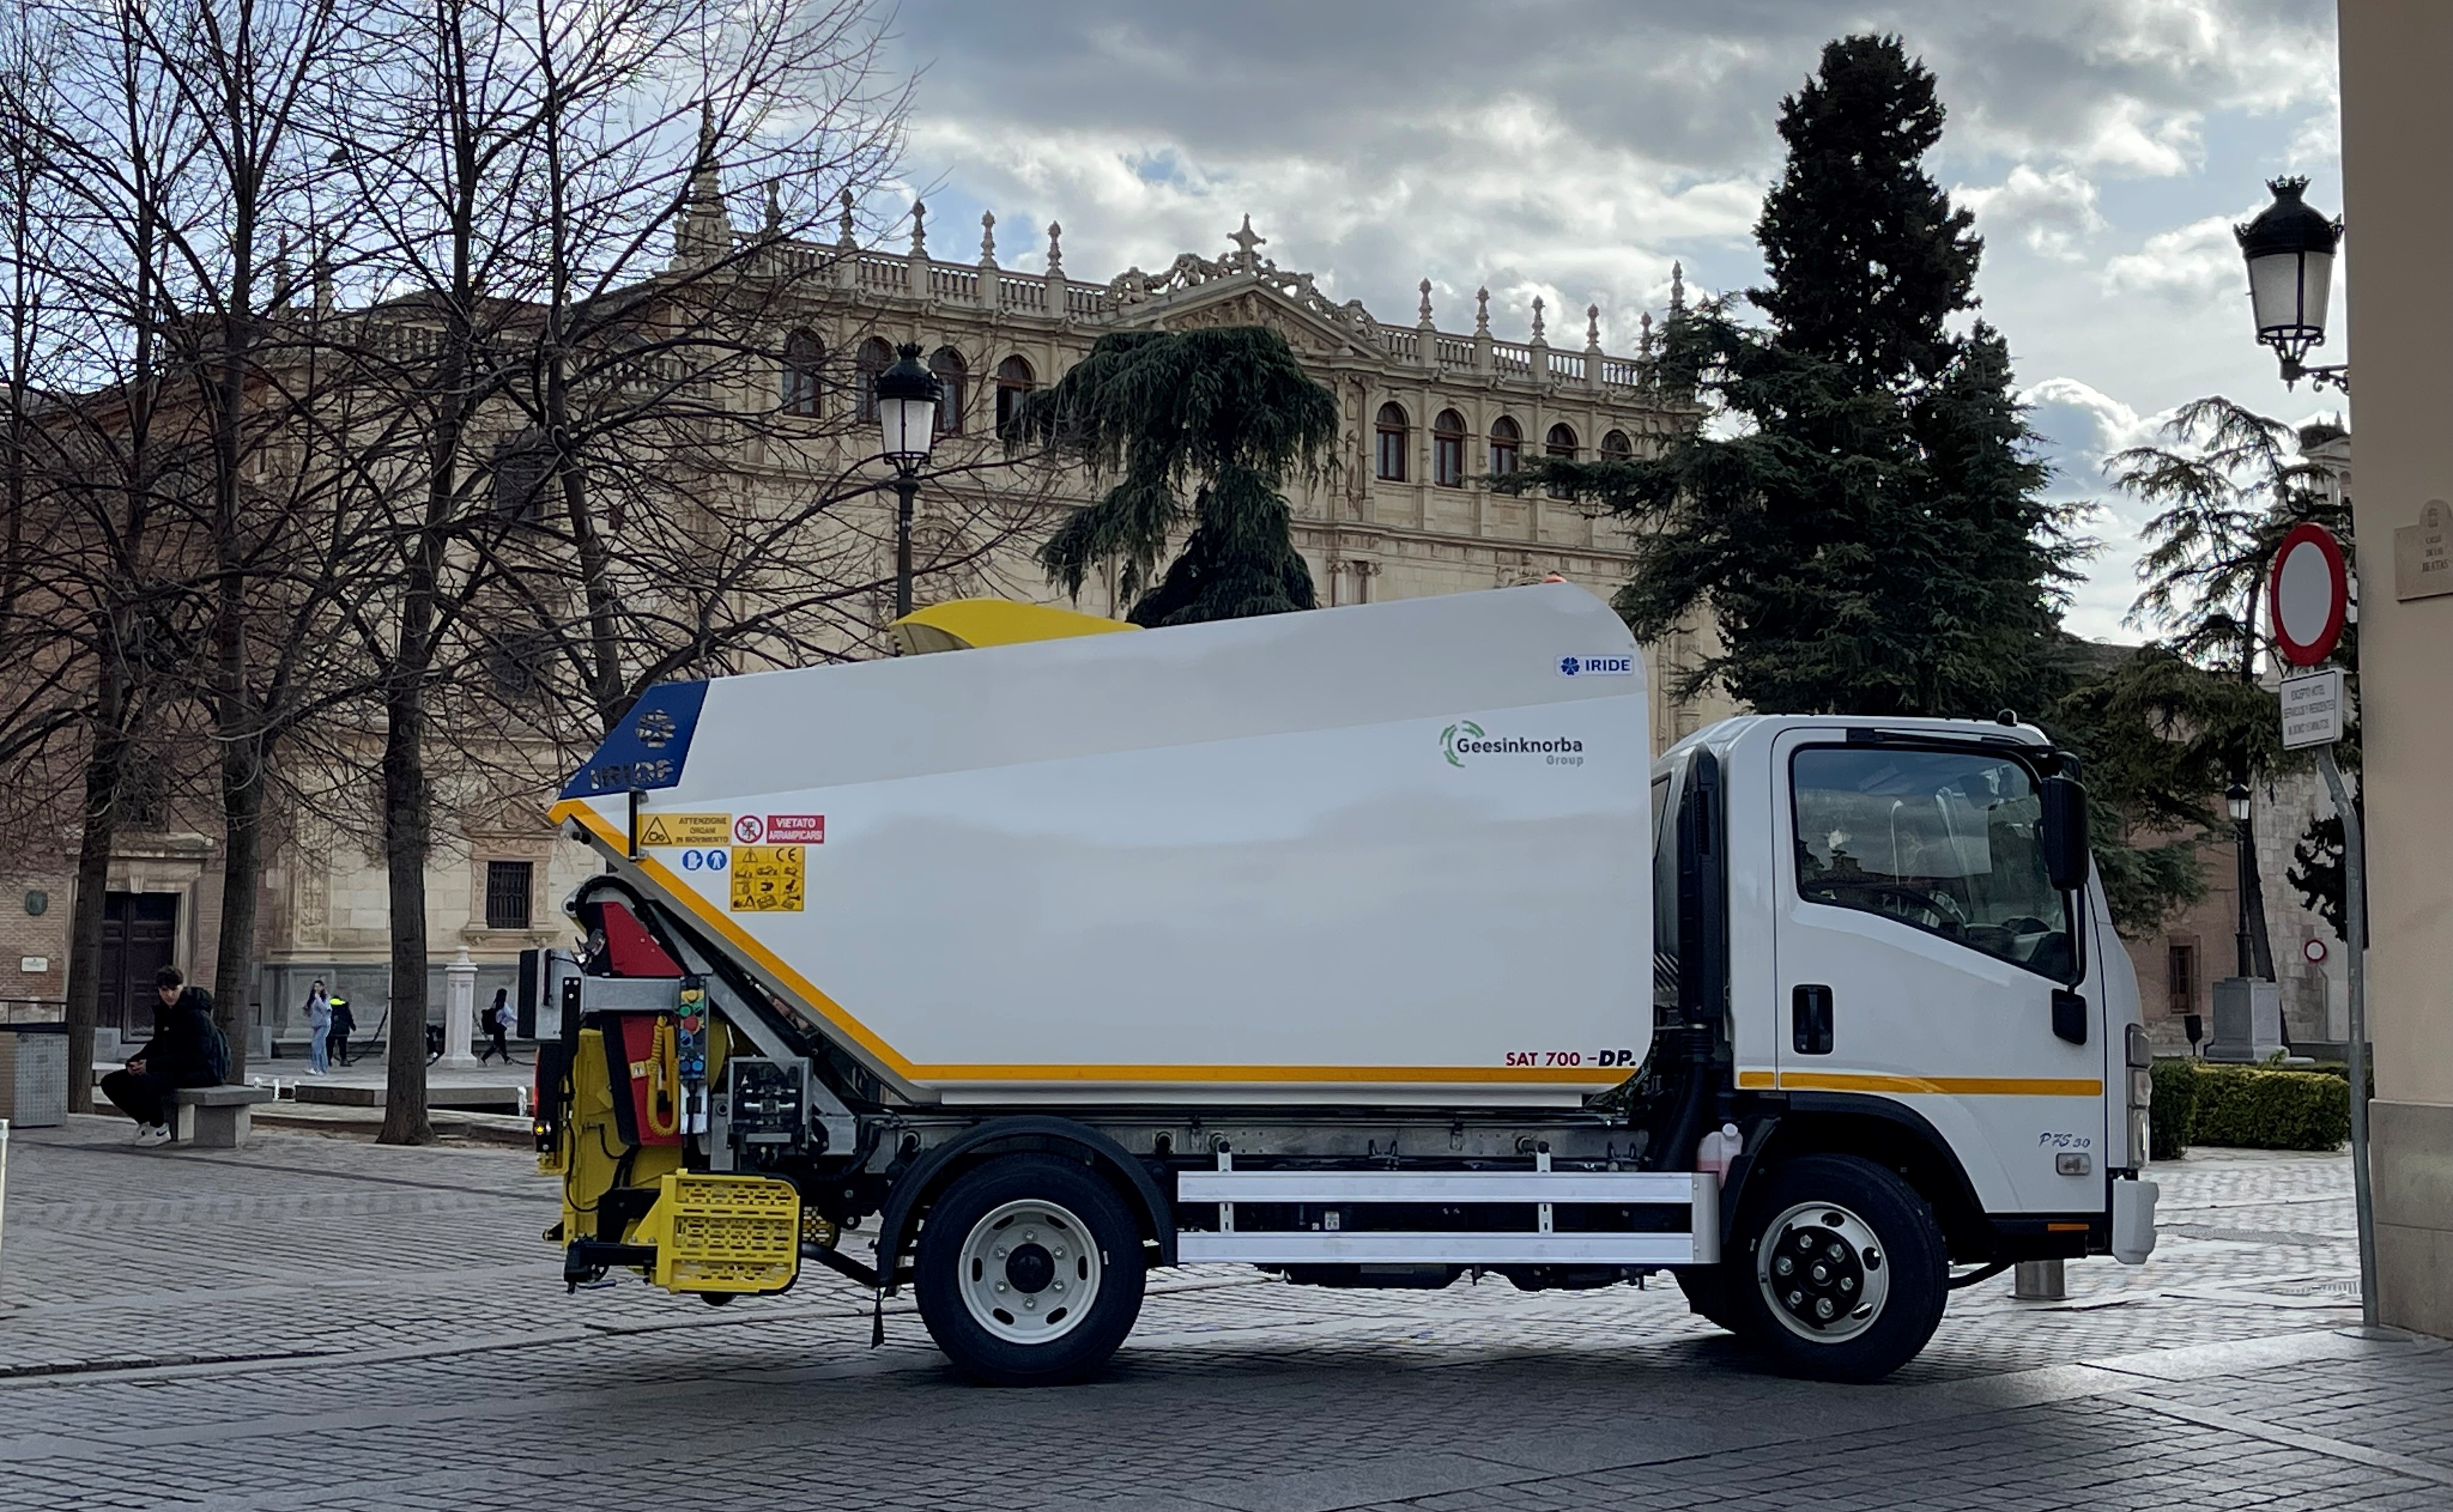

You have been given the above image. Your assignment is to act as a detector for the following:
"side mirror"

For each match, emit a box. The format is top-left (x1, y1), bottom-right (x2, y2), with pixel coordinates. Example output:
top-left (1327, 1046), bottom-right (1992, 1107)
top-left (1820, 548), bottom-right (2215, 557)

top-left (2040, 775), bottom-right (2090, 892)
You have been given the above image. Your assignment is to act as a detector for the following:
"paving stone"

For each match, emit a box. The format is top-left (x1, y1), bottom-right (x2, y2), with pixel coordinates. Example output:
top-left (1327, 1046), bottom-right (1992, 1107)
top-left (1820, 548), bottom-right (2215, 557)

top-left (0, 1117), bottom-right (2441, 1511)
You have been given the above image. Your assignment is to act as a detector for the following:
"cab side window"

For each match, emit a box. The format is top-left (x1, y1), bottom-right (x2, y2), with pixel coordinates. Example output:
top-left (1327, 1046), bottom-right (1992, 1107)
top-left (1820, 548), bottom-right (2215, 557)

top-left (1790, 746), bottom-right (2076, 982)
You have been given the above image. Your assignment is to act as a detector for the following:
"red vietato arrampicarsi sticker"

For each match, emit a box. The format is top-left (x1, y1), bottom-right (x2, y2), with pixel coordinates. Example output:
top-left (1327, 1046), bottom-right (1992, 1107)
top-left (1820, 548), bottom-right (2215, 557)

top-left (766, 814), bottom-right (825, 843)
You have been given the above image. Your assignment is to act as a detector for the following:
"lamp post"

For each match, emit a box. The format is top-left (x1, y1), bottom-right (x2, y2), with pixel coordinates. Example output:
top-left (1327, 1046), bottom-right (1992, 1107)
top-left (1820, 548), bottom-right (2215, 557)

top-left (2236, 176), bottom-right (2347, 392)
top-left (872, 341), bottom-right (942, 620)
top-left (2225, 780), bottom-right (2256, 979)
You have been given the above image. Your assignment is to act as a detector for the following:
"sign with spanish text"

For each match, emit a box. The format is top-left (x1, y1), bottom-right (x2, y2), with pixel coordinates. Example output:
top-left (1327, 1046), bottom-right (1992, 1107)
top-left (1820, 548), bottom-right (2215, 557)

top-left (2280, 668), bottom-right (2346, 750)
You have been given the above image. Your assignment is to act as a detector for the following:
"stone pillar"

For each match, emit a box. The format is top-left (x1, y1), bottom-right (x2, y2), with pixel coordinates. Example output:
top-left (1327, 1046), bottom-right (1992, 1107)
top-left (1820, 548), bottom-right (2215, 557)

top-left (905, 198), bottom-right (930, 302)
top-left (1528, 296), bottom-right (1550, 387)
top-left (1584, 305), bottom-right (1605, 394)
top-left (1045, 221), bottom-right (1068, 323)
top-left (978, 210), bottom-right (1000, 311)
top-left (439, 946), bottom-right (479, 1069)
top-left (2339, 0), bottom-right (2453, 1340)
top-left (835, 189), bottom-right (858, 291)
top-left (1473, 286), bottom-right (1492, 372)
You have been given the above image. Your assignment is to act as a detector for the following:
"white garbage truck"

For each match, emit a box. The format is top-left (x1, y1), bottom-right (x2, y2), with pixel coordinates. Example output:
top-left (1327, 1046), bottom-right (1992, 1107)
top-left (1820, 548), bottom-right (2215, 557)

top-left (531, 583), bottom-right (2158, 1385)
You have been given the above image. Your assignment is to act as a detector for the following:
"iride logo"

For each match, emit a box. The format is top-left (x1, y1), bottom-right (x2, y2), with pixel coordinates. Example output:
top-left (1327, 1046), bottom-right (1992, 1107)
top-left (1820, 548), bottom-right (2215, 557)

top-left (1556, 654), bottom-right (1634, 678)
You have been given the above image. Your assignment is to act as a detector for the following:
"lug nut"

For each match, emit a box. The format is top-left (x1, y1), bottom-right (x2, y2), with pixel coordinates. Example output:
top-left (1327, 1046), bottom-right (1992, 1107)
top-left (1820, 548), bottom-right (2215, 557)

top-left (995, 1281), bottom-right (1007, 1293)
top-left (1053, 1281), bottom-right (1065, 1293)
top-left (1811, 1264), bottom-right (1829, 1283)
top-left (1815, 1298), bottom-right (1836, 1320)
top-left (1024, 1297), bottom-right (1036, 1310)
top-left (1774, 1256), bottom-right (1794, 1277)
top-left (1786, 1290), bottom-right (1804, 1308)
top-left (1840, 1277), bottom-right (1856, 1293)
top-left (994, 1247), bottom-right (1007, 1259)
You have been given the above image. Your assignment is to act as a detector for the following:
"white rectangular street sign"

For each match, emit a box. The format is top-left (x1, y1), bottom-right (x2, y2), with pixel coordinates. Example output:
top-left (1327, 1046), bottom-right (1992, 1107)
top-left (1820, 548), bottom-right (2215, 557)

top-left (2280, 667), bottom-right (2347, 749)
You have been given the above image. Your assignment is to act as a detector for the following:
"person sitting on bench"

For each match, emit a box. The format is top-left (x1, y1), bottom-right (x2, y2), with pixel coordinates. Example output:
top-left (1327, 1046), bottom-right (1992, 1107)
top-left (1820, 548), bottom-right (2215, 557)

top-left (102, 966), bottom-right (229, 1146)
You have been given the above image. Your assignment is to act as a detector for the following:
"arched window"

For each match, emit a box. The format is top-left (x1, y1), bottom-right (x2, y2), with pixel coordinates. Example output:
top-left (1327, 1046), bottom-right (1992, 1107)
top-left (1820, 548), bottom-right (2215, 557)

top-left (781, 329), bottom-right (823, 417)
top-left (1545, 423), bottom-right (1578, 499)
top-left (1602, 429), bottom-right (1633, 460)
top-left (930, 347), bottom-right (968, 435)
top-left (1489, 415), bottom-right (1521, 477)
top-left (1374, 402), bottom-right (1408, 482)
top-left (854, 337), bottom-right (894, 423)
top-left (1432, 409), bottom-right (1466, 487)
top-left (995, 354), bottom-right (1036, 432)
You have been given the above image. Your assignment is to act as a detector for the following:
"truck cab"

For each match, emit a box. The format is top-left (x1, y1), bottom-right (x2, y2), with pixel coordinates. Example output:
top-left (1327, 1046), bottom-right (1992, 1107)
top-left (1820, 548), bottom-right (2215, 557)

top-left (1653, 715), bottom-right (2158, 1364)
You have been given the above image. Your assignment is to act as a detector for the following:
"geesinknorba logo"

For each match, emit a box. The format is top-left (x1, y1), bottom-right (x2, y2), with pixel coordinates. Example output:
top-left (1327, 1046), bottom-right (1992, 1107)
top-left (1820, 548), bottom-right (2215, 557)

top-left (1441, 720), bottom-right (1587, 768)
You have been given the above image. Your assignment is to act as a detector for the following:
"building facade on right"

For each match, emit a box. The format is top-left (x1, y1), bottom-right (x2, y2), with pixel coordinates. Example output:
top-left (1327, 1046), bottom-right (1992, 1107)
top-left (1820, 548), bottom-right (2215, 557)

top-left (2337, 0), bottom-right (2453, 1340)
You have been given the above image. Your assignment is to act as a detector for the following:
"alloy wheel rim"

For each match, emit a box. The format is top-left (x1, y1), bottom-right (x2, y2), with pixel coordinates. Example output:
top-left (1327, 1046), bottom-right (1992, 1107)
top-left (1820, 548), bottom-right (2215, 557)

top-left (1754, 1199), bottom-right (1890, 1344)
top-left (956, 1198), bottom-right (1103, 1346)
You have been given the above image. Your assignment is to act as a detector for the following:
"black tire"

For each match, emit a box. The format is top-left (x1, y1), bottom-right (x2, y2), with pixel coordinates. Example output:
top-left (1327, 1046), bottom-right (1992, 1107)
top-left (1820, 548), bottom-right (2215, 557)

top-left (1723, 1154), bottom-right (1946, 1383)
top-left (913, 1154), bottom-right (1147, 1386)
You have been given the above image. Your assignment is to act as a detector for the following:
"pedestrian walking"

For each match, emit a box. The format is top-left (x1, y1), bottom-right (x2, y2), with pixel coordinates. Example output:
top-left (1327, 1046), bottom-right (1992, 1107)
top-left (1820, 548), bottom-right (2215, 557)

top-left (479, 987), bottom-right (513, 1064)
top-left (101, 967), bottom-right (229, 1145)
top-left (304, 978), bottom-right (332, 1075)
top-left (327, 991), bottom-right (355, 1067)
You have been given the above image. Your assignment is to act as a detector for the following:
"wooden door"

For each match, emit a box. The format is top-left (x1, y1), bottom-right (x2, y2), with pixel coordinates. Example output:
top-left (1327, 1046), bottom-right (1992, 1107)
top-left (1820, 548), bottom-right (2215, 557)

top-left (99, 893), bottom-right (178, 1036)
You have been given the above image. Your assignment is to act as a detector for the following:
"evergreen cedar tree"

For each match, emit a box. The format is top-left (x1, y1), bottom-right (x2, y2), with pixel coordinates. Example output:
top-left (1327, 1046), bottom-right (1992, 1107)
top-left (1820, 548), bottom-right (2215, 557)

top-left (1498, 33), bottom-right (2082, 723)
top-left (1006, 327), bottom-right (1339, 627)
top-left (2072, 403), bottom-right (2359, 947)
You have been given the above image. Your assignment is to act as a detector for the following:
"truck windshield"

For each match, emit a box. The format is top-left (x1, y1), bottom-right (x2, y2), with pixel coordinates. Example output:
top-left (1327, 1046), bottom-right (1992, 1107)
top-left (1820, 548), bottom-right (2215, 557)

top-left (1789, 746), bottom-right (2076, 982)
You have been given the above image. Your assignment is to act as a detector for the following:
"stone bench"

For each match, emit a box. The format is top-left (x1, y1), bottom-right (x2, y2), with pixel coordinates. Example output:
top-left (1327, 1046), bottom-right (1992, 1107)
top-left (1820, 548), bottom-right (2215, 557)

top-left (168, 1085), bottom-right (276, 1148)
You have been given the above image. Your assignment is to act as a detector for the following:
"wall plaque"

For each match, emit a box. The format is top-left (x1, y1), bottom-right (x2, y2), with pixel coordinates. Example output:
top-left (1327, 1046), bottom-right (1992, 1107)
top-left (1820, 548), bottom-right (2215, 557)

top-left (2395, 498), bottom-right (2453, 600)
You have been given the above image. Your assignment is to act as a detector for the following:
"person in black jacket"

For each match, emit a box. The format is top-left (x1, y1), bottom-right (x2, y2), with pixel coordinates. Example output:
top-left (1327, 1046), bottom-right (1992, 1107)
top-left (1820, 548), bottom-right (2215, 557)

top-left (102, 966), bottom-right (228, 1146)
top-left (326, 990), bottom-right (356, 1067)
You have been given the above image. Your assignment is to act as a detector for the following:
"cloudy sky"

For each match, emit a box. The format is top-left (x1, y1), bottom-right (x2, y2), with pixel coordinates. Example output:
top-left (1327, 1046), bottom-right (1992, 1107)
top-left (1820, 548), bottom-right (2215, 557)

top-left (871, 0), bottom-right (2346, 642)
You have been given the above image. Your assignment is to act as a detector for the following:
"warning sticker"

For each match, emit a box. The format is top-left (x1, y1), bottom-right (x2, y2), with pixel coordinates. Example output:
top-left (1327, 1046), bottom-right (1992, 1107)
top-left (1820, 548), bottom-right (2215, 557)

top-left (766, 814), bottom-right (825, 844)
top-left (729, 845), bottom-right (805, 912)
top-left (639, 813), bottom-right (731, 847)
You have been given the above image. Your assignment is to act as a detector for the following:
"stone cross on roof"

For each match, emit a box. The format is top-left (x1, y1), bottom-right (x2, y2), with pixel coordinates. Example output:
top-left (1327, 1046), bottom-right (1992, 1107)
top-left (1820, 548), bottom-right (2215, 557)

top-left (1227, 214), bottom-right (1267, 271)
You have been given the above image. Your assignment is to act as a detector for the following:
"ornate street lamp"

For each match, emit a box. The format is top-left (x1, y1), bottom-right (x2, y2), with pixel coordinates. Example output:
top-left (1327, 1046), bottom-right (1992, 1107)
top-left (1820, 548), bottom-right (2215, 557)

top-left (874, 341), bottom-right (942, 619)
top-left (2236, 176), bottom-right (2347, 392)
top-left (2224, 780), bottom-right (2257, 979)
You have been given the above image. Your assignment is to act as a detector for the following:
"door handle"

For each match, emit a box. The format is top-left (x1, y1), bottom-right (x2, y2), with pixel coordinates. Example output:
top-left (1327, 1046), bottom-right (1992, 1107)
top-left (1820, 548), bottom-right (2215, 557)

top-left (2051, 989), bottom-right (2089, 1046)
top-left (1792, 984), bottom-right (1834, 1055)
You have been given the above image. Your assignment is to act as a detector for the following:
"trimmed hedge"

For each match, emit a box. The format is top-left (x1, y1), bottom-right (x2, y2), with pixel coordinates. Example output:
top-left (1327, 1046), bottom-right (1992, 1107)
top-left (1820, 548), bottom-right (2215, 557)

top-left (2189, 1064), bottom-right (2350, 1150)
top-left (2149, 1058), bottom-right (2199, 1160)
top-left (2148, 1058), bottom-right (2352, 1154)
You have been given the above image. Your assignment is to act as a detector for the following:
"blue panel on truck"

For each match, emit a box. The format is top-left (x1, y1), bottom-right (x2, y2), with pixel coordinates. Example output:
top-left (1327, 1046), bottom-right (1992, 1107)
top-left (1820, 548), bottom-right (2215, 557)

top-left (560, 680), bottom-right (709, 799)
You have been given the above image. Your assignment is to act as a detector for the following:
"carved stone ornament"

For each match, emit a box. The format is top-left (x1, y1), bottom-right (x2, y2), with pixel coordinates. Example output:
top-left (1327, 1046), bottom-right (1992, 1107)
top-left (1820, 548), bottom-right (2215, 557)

top-left (1107, 217), bottom-right (1382, 341)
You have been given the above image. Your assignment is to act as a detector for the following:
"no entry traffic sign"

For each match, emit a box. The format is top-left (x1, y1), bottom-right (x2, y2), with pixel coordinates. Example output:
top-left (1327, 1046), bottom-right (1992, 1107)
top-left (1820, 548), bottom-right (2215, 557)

top-left (2270, 522), bottom-right (2349, 667)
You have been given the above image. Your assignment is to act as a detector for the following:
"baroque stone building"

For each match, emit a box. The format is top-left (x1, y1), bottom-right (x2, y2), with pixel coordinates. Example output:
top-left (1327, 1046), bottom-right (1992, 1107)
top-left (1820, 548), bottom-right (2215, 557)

top-left (29, 190), bottom-right (1739, 1052)
top-left (749, 196), bottom-right (1735, 749)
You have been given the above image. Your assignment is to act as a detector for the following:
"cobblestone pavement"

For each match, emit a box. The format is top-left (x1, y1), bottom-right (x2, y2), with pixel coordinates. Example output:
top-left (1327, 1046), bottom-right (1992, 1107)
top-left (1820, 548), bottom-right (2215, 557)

top-left (0, 1116), bottom-right (2444, 1511)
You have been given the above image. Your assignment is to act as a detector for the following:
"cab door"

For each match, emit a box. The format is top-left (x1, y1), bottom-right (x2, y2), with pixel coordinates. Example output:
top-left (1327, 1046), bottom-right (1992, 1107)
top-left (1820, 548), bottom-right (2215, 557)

top-left (1770, 732), bottom-right (2106, 1215)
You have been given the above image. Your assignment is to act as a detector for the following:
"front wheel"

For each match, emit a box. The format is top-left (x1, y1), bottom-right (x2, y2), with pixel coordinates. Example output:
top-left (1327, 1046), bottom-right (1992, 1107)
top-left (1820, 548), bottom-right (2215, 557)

top-left (1724, 1154), bottom-right (1946, 1382)
top-left (914, 1154), bottom-right (1146, 1386)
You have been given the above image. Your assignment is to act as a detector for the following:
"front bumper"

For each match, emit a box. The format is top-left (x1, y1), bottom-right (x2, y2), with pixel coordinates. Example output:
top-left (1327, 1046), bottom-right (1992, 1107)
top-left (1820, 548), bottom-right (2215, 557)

top-left (2110, 1174), bottom-right (2159, 1264)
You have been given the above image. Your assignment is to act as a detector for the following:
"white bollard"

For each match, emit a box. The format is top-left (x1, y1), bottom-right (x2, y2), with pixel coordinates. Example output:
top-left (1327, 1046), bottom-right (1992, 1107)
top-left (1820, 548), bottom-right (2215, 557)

top-left (1, 1118), bottom-right (10, 1285)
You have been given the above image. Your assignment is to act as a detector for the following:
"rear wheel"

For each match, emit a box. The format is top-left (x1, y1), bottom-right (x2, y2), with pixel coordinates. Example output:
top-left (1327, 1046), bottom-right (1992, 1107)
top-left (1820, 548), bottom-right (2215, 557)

top-left (1724, 1154), bottom-right (1946, 1382)
top-left (914, 1154), bottom-right (1146, 1386)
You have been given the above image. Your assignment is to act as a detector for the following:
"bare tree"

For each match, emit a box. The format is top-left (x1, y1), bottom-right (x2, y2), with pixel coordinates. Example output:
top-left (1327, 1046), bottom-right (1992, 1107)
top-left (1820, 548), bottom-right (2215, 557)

top-left (341, 0), bottom-right (925, 1140)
